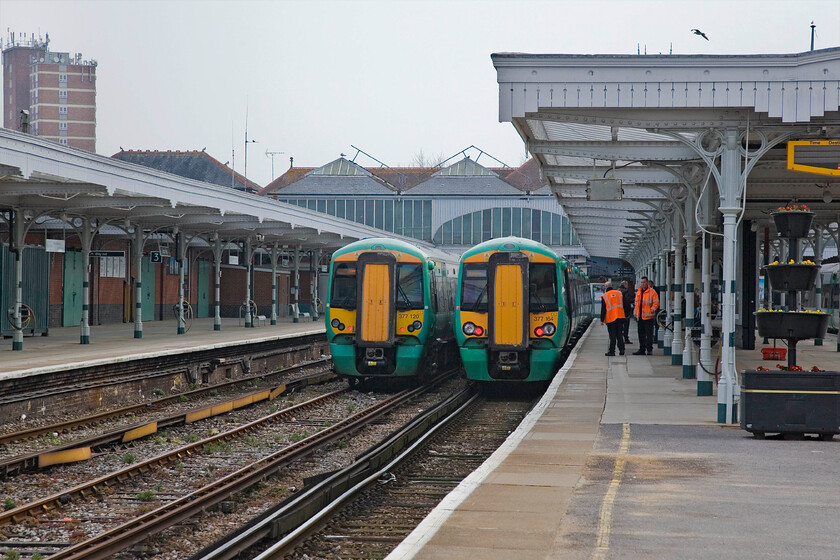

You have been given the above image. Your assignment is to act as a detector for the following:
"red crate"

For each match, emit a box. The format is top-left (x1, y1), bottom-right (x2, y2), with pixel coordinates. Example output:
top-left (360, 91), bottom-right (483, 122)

top-left (761, 348), bottom-right (786, 360)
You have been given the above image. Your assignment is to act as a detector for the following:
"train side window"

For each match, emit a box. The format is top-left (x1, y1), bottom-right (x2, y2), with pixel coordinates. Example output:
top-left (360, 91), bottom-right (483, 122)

top-left (529, 263), bottom-right (558, 312)
top-left (331, 263), bottom-right (357, 309)
top-left (461, 263), bottom-right (488, 312)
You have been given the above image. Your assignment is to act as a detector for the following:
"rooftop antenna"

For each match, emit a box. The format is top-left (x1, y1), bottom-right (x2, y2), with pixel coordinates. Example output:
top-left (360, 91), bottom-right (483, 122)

top-left (265, 149), bottom-right (285, 181)
top-left (810, 21), bottom-right (816, 51)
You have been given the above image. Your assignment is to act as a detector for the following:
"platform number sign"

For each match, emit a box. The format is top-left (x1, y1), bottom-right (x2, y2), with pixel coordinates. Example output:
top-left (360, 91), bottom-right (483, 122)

top-left (150, 251), bottom-right (162, 263)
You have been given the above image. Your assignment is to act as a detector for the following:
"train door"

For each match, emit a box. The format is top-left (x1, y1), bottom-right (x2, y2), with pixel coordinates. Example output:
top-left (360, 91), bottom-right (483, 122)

top-left (141, 256), bottom-right (156, 321)
top-left (488, 251), bottom-right (529, 350)
top-left (62, 250), bottom-right (83, 327)
top-left (355, 252), bottom-right (396, 347)
top-left (196, 260), bottom-right (210, 318)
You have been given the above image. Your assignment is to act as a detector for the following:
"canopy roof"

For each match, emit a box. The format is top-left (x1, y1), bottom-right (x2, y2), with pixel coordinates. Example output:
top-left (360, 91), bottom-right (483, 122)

top-left (493, 48), bottom-right (840, 264)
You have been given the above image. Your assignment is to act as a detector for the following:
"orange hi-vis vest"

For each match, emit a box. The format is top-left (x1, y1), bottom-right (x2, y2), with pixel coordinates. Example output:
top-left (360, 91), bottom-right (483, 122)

top-left (602, 289), bottom-right (626, 323)
top-left (634, 287), bottom-right (660, 320)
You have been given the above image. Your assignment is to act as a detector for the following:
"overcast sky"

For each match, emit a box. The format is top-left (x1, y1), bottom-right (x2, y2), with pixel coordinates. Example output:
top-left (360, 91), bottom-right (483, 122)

top-left (2, 0), bottom-right (839, 188)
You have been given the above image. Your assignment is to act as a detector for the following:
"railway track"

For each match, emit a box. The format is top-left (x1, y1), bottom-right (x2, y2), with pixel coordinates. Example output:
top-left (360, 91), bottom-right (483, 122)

top-left (0, 333), bottom-right (329, 425)
top-left (0, 370), bottom-right (461, 559)
top-left (193, 388), bottom-right (535, 559)
top-left (270, 393), bottom-right (533, 559)
top-left (0, 365), bottom-right (335, 478)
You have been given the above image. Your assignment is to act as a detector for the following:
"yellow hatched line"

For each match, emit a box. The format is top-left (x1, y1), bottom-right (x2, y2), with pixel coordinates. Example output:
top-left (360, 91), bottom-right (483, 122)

top-left (592, 423), bottom-right (630, 560)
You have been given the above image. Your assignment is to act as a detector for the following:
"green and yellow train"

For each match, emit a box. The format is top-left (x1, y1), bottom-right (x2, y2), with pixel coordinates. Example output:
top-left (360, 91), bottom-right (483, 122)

top-left (455, 236), bottom-right (592, 382)
top-left (326, 238), bottom-right (459, 383)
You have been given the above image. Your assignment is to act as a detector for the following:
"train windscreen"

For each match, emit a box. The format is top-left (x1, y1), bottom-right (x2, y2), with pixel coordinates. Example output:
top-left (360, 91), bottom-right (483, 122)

top-left (529, 263), bottom-right (558, 312)
top-left (460, 263), bottom-right (488, 312)
top-left (330, 263), bottom-right (357, 309)
top-left (396, 263), bottom-right (424, 310)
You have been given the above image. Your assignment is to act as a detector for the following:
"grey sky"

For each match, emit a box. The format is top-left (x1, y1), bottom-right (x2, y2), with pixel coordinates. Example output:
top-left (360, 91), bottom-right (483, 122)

top-left (2, 0), bottom-right (839, 188)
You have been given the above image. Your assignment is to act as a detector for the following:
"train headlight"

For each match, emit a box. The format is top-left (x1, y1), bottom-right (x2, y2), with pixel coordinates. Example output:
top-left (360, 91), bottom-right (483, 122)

top-left (542, 323), bottom-right (556, 336)
top-left (463, 322), bottom-right (476, 335)
top-left (331, 319), bottom-right (340, 329)
top-left (412, 320), bottom-right (422, 330)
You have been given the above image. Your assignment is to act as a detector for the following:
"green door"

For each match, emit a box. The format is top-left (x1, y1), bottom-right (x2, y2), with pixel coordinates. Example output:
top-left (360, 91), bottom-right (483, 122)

top-left (62, 250), bottom-right (83, 327)
top-left (197, 260), bottom-right (210, 318)
top-left (141, 256), bottom-right (156, 320)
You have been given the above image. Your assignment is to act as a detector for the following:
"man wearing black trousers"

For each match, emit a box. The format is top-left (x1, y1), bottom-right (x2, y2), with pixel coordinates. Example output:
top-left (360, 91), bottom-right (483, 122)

top-left (600, 280), bottom-right (626, 356)
top-left (633, 276), bottom-right (660, 355)
top-left (619, 278), bottom-right (634, 344)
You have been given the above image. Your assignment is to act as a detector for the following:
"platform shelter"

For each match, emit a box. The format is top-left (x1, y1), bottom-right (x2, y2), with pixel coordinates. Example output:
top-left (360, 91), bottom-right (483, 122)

top-left (493, 47), bottom-right (840, 422)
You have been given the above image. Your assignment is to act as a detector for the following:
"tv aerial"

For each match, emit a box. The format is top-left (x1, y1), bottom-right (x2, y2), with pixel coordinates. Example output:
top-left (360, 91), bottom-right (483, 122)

top-left (265, 149), bottom-right (285, 181)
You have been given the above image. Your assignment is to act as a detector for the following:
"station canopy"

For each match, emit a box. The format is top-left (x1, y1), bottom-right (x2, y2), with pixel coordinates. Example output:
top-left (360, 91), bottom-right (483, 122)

top-left (0, 129), bottom-right (420, 252)
top-left (493, 47), bottom-right (840, 264)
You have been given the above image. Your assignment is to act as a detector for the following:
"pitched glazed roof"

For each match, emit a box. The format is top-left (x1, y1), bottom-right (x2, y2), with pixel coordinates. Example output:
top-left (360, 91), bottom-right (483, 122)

top-left (111, 150), bottom-right (259, 192)
top-left (403, 157), bottom-right (523, 196)
top-left (259, 156), bottom-right (549, 197)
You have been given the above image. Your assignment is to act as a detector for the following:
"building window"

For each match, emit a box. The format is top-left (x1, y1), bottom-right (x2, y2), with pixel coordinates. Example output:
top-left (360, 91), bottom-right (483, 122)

top-left (59, 106), bottom-right (67, 114)
top-left (59, 74), bottom-right (67, 82)
top-left (59, 122), bottom-right (67, 130)
top-left (364, 200), bottom-right (375, 227)
top-left (59, 90), bottom-right (67, 98)
top-left (422, 201), bottom-right (431, 240)
top-left (59, 138), bottom-right (68, 146)
top-left (394, 200), bottom-right (403, 234)
top-left (374, 200), bottom-right (383, 229)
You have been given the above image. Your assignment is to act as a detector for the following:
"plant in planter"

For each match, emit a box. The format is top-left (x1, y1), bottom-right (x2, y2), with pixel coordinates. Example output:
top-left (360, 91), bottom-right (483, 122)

top-left (744, 205), bottom-right (838, 440)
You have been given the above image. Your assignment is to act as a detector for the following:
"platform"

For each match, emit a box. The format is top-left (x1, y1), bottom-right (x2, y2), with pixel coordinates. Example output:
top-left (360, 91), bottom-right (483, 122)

top-left (0, 317), bottom-right (325, 381)
top-left (388, 324), bottom-right (840, 559)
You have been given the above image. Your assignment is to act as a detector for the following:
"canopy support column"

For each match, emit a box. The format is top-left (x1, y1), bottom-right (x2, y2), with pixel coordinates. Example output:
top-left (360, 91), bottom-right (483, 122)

top-left (213, 236), bottom-right (222, 331)
top-left (134, 226), bottom-right (144, 339)
top-left (293, 246), bottom-right (301, 323)
top-left (80, 218), bottom-right (93, 345)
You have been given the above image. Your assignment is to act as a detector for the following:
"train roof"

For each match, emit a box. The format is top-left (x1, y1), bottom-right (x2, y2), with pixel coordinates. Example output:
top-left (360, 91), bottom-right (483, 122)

top-left (459, 236), bottom-right (559, 262)
top-left (331, 237), bottom-right (459, 264)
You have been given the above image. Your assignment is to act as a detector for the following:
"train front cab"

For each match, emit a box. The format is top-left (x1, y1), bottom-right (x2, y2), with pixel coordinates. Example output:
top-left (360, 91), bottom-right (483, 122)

top-left (327, 250), bottom-right (430, 379)
top-left (458, 248), bottom-right (569, 382)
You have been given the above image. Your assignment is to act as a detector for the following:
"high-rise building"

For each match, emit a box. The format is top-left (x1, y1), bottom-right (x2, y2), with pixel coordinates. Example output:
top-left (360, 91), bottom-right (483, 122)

top-left (3, 32), bottom-right (96, 151)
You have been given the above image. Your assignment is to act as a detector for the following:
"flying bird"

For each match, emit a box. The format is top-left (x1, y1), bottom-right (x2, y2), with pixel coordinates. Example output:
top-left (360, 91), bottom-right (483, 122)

top-left (691, 29), bottom-right (709, 40)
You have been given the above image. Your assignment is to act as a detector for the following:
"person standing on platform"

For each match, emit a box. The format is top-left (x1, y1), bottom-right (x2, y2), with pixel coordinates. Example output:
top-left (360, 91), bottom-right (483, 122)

top-left (619, 278), bottom-right (634, 344)
top-left (600, 280), bottom-right (626, 356)
top-left (633, 276), bottom-right (660, 355)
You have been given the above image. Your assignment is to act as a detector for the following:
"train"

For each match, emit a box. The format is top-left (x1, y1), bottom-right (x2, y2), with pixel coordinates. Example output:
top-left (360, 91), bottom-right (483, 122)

top-left (455, 237), bottom-right (593, 382)
top-left (325, 238), bottom-right (460, 383)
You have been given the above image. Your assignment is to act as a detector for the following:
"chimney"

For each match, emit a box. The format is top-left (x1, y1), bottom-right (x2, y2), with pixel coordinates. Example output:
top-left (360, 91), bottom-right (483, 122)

top-left (289, 156), bottom-right (294, 169)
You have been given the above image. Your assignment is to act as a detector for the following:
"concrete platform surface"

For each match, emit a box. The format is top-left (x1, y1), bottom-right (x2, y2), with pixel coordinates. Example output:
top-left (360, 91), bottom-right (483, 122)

top-left (0, 317), bottom-right (325, 380)
top-left (388, 324), bottom-right (840, 560)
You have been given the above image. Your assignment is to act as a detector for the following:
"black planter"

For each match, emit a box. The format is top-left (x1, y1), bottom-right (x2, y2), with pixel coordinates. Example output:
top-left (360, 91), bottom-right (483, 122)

top-left (754, 311), bottom-right (829, 340)
top-left (763, 264), bottom-right (820, 292)
top-left (772, 211), bottom-right (814, 238)
top-left (741, 370), bottom-right (840, 438)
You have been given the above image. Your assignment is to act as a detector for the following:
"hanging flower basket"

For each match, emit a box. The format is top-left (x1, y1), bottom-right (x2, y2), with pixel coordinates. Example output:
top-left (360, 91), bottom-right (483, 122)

top-left (754, 310), bottom-right (829, 340)
top-left (772, 209), bottom-right (814, 238)
top-left (763, 263), bottom-right (820, 292)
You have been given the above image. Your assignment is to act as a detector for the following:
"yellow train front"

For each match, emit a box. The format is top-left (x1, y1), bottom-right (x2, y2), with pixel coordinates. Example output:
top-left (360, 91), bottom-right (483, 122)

top-left (326, 238), bottom-right (458, 383)
top-left (455, 237), bottom-right (590, 382)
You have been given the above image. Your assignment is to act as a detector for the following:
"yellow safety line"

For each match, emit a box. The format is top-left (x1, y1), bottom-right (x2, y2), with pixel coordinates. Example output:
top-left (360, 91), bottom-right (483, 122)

top-left (742, 389), bottom-right (840, 395)
top-left (592, 423), bottom-right (630, 560)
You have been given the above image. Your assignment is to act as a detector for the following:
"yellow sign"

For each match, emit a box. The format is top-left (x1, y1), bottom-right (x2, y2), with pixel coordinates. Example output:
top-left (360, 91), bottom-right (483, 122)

top-left (787, 140), bottom-right (840, 176)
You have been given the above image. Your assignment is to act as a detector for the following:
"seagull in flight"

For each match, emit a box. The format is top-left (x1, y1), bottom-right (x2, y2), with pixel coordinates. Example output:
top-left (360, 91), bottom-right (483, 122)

top-left (691, 29), bottom-right (709, 40)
